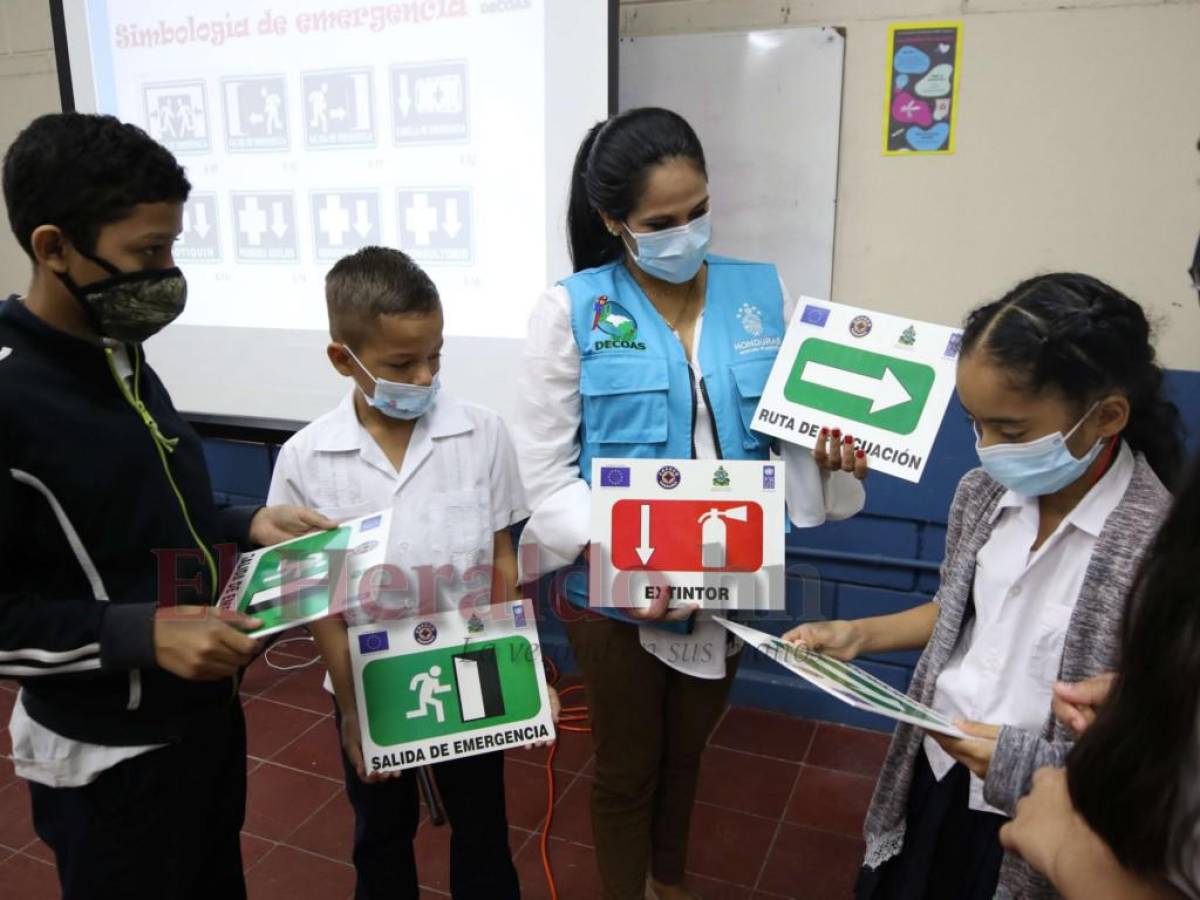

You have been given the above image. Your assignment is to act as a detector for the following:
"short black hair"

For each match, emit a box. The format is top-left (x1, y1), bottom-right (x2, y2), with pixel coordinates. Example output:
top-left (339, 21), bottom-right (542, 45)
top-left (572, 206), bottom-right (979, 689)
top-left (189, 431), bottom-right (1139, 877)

top-left (325, 246), bottom-right (441, 348)
top-left (2, 112), bottom-right (190, 259)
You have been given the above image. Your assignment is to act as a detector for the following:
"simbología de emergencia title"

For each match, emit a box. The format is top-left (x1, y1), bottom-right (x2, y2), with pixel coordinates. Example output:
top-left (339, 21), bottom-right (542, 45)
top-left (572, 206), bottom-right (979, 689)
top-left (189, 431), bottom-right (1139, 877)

top-left (112, 2), bottom-right (494, 50)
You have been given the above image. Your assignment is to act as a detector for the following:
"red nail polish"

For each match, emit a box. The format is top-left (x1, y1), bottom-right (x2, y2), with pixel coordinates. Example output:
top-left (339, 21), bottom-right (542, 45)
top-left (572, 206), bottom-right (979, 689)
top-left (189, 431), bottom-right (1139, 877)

top-left (843, 435), bottom-right (853, 445)
top-left (831, 428), bottom-right (842, 437)
top-left (820, 427), bottom-right (829, 435)
top-left (856, 450), bottom-right (865, 459)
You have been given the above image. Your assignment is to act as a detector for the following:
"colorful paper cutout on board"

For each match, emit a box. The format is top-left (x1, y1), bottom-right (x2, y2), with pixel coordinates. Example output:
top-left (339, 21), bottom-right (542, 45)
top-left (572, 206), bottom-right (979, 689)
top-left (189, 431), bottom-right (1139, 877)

top-left (884, 22), bottom-right (962, 155)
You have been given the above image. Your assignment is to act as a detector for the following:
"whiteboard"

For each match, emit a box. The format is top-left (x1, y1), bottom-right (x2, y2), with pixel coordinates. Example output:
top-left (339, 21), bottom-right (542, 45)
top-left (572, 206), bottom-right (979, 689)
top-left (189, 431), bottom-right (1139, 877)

top-left (620, 27), bottom-right (844, 302)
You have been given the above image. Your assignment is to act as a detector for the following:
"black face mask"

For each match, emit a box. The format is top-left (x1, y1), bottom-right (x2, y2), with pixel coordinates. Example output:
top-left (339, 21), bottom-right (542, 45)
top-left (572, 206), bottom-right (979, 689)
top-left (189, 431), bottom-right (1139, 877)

top-left (57, 247), bottom-right (187, 343)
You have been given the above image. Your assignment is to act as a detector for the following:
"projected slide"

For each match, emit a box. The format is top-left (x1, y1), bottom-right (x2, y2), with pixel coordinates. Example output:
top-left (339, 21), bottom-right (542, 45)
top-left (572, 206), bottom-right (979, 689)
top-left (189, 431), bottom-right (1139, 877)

top-left (75, 0), bottom-right (548, 339)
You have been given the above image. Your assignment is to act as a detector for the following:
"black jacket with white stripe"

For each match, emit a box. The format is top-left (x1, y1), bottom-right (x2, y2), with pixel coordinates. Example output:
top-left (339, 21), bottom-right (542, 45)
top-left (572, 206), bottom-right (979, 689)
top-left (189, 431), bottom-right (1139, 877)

top-left (0, 297), bottom-right (258, 746)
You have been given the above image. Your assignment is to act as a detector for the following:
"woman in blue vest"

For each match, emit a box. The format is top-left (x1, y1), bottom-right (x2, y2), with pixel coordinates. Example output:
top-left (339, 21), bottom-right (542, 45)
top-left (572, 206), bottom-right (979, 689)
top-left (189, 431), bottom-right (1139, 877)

top-left (516, 107), bottom-right (868, 900)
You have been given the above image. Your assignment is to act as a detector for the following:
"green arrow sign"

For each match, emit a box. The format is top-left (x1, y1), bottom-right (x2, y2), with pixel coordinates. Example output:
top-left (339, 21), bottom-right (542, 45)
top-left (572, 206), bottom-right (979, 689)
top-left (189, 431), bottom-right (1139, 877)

top-left (361, 636), bottom-right (543, 745)
top-left (783, 338), bottom-right (935, 435)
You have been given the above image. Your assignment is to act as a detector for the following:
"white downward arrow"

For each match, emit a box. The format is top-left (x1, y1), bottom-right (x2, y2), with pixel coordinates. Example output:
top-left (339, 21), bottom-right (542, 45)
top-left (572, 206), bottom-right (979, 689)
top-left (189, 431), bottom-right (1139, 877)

top-left (800, 360), bottom-right (912, 414)
top-left (354, 200), bottom-right (372, 238)
top-left (193, 203), bottom-right (210, 238)
top-left (398, 75), bottom-right (412, 117)
top-left (270, 202), bottom-right (288, 239)
top-left (442, 198), bottom-right (462, 238)
top-left (636, 504), bottom-right (655, 565)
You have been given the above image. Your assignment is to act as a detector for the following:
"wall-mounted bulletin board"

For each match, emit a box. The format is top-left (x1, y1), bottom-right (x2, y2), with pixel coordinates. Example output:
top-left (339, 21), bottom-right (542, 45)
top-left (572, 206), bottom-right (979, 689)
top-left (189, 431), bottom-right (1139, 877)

top-left (883, 22), bottom-right (962, 155)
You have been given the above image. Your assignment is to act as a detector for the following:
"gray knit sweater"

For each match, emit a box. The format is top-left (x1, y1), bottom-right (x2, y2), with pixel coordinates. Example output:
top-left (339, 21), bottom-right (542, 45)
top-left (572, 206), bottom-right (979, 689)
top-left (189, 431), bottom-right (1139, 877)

top-left (862, 455), bottom-right (1171, 899)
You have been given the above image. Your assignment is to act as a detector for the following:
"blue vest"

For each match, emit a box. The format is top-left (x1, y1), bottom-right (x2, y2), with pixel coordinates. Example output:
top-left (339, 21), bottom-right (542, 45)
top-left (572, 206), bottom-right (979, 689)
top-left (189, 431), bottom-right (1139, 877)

top-left (566, 255), bottom-right (787, 482)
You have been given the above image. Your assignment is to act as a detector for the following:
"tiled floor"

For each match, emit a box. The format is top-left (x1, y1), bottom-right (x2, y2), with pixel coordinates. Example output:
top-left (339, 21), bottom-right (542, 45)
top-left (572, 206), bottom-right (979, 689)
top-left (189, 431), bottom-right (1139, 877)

top-left (0, 638), bottom-right (890, 899)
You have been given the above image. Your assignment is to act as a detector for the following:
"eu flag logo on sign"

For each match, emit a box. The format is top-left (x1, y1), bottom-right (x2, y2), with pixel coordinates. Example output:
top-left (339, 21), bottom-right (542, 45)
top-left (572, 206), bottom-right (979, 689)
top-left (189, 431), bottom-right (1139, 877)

top-left (358, 631), bottom-right (390, 654)
top-left (600, 466), bottom-right (631, 487)
top-left (801, 305), bottom-right (831, 327)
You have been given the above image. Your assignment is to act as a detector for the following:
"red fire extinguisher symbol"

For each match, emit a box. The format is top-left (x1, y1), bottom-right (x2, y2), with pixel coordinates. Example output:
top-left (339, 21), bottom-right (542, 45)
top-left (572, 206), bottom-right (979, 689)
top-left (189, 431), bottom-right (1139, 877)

top-left (610, 500), bottom-right (764, 572)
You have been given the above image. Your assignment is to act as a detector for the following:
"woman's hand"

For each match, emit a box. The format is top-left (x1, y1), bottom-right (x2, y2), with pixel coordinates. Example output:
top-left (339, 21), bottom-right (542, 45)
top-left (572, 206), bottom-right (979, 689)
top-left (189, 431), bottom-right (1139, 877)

top-left (1052, 673), bottom-right (1115, 737)
top-left (629, 590), bottom-right (698, 624)
top-left (583, 544), bottom-right (694, 622)
top-left (929, 721), bottom-right (1001, 779)
top-left (813, 426), bottom-right (869, 480)
top-left (782, 619), bottom-right (866, 661)
top-left (999, 767), bottom-right (1078, 880)
top-left (1000, 768), bottom-right (1182, 899)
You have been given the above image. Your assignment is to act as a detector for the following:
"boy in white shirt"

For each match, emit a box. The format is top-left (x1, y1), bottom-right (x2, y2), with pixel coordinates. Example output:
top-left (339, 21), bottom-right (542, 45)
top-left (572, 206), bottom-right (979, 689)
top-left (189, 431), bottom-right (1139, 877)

top-left (267, 247), bottom-right (529, 900)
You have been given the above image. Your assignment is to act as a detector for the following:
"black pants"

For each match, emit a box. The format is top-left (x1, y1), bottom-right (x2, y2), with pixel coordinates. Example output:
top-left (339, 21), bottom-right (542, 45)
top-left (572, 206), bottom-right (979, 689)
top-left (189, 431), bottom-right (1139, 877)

top-left (334, 704), bottom-right (520, 900)
top-left (29, 703), bottom-right (248, 900)
top-left (856, 755), bottom-right (1006, 900)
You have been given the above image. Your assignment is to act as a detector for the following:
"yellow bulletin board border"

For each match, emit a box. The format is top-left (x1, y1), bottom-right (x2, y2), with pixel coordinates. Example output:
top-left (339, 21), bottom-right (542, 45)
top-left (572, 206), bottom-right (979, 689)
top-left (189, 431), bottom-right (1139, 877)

top-left (882, 20), bottom-right (963, 156)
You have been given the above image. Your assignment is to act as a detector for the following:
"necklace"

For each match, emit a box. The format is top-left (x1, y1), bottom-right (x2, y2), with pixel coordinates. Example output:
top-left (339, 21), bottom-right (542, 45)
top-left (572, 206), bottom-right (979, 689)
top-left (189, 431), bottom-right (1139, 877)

top-left (667, 273), bottom-right (703, 332)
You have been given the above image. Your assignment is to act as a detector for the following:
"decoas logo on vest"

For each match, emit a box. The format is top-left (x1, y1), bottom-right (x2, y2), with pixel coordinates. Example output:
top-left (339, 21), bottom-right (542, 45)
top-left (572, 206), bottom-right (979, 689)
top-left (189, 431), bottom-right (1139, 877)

top-left (591, 296), bottom-right (646, 351)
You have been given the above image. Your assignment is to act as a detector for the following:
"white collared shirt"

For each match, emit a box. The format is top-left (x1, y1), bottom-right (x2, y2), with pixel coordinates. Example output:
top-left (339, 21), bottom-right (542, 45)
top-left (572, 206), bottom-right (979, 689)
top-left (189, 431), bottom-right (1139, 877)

top-left (515, 283), bottom-right (866, 679)
top-left (268, 390), bottom-right (529, 633)
top-left (924, 441), bottom-right (1135, 814)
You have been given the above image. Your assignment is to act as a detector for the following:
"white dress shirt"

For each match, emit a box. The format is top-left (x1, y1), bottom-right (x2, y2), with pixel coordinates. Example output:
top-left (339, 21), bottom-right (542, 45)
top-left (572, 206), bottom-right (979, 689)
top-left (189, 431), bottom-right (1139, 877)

top-left (924, 441), bottom-right (1135, 814)
top-left (268, 390), bottom-right (530, 692)
top-left (515, 282), bottom-right (866, 679)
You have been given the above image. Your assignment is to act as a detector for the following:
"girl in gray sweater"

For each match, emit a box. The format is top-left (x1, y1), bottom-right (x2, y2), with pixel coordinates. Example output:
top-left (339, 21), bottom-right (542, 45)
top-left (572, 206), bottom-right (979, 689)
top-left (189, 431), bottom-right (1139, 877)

top-left (787, 273), bottom-right (1184, 900)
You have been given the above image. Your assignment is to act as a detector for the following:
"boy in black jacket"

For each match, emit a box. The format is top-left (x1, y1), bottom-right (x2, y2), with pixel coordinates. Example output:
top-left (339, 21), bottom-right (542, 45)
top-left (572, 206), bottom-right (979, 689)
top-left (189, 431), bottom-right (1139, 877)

top-left (0, 112), bottom-right (333, 899)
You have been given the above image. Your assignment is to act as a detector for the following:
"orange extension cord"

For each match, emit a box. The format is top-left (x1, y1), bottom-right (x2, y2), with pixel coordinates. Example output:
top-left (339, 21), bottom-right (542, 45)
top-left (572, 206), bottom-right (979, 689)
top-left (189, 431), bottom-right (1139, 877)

top-left (540, 656), bottom-right (591, 900)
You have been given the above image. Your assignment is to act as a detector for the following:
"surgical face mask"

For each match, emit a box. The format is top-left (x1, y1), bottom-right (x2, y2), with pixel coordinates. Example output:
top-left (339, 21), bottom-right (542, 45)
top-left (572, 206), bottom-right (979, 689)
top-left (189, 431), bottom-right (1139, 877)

top-left (975, 402), bottom-right (1105, 497)
top-left (623, 211), bottom-right (711, 284)
top-left (342, 345), bottom-right (439, 420)
top-left (57, 248), bottom-right (187, 343)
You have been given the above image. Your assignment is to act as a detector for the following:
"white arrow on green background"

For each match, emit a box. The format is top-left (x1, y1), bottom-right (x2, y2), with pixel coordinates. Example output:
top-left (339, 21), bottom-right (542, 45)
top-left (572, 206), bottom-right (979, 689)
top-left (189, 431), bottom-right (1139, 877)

top-left (799, 360), bottom-right (912, 414)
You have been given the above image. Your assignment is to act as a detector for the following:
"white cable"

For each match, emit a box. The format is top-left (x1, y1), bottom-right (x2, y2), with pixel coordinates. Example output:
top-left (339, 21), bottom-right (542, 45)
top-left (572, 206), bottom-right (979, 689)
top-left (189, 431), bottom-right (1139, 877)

top-left (264, 636), bottom-right (320, 671)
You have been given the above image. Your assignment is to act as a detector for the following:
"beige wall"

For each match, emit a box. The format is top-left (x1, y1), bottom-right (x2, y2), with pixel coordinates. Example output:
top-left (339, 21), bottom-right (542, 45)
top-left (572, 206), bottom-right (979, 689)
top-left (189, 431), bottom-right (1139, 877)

top-left (0, 0), bottom-right (58, 289)
top-left (623, 0), bottom-right (1200, 371)
top-left (2, 1), bottom-right (1197, 370)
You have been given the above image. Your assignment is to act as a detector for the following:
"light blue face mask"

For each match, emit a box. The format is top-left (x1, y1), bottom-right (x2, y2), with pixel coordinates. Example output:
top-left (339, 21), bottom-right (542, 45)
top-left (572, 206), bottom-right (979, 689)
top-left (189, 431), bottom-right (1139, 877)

top-left (975, 402), bottom-right (1105, 497)
top-left (623, 211), bottom-right (711, 284)
top-left (342, 346), bottom-right (439, 420)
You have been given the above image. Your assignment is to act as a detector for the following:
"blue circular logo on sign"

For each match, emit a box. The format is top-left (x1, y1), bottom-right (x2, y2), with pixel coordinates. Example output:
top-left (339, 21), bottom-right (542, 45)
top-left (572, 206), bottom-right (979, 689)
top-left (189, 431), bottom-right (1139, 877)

top-left (656, 466), bottom-right (681, 490)
top-left (413, 622), bottom-right (438, 645)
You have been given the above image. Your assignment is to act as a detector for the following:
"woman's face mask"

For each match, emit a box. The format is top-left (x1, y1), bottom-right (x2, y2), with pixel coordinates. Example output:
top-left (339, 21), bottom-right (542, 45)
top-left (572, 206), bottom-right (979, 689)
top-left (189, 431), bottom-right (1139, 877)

top-left (57, 247), bottom-right (187, 343)
top-left (623, 212), bottom-right (712, 284)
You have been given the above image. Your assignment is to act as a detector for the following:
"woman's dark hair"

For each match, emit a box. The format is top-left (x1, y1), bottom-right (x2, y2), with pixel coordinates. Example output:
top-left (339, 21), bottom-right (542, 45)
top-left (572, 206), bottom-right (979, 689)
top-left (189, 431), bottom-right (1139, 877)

top-left (1068, 452), bottom-right (1200, 877)
top-left (567, 107), bottom-right (707, 273)
top-left (960, 272), bottom-right (1185, 489)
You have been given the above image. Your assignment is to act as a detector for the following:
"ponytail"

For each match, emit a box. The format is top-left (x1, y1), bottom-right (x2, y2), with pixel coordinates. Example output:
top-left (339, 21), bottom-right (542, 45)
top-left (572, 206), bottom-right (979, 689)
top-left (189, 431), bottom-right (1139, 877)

top-left (567, 121), bottom-right (623, 272)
